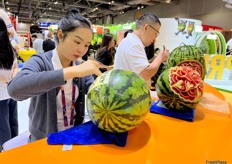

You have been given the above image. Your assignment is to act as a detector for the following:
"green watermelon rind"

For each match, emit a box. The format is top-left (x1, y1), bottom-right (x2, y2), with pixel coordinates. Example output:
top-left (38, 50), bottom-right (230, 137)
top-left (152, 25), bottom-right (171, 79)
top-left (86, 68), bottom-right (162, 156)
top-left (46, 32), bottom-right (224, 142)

top-left (167, 45), bottom-right (206, 79)
top-left (156, 68), bottom-right (202, 111)
top-left (151, 62), bottom-right (167, 86)
top-left (87, 69), bottom-right (151, 133)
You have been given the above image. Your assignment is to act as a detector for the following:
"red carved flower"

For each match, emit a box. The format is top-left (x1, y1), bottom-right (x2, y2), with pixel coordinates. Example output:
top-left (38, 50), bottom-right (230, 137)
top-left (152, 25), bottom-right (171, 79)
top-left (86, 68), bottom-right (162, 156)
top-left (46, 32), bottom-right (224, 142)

top-left (169, 66), bottom-right (204, 102)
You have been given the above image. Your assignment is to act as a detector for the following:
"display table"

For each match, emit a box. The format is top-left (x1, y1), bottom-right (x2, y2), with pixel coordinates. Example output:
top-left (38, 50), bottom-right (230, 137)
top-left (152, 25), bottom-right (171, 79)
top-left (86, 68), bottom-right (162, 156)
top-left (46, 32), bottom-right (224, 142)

top-left (18, 49), bottom-right (36, 62)
top-left (0, 83), bottom-right (231, 164)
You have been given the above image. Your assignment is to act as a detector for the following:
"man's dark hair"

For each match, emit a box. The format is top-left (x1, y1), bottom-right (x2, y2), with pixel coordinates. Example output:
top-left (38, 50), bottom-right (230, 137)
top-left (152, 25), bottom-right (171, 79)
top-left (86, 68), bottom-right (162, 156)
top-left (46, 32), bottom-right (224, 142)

top-left (31, 34), bottom-right (37, 38)
top-left (136, 14), bottom-right (161, 29)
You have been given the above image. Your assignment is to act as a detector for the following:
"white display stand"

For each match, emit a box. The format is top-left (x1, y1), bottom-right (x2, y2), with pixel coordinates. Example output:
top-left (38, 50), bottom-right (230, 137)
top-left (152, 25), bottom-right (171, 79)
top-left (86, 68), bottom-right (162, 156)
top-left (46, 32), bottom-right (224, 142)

top-left (155, 18), bottom-right (202, 51)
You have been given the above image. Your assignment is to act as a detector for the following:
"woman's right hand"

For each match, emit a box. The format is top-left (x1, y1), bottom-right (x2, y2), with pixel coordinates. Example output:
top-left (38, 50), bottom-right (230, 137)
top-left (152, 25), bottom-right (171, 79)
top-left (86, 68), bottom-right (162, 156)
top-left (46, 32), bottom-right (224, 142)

top-left (76, 60), bottom-right (102, 77)
top-left (63, 60), bottom-right (102, 81)
top-left (107, 65), bottom-right (113, 71)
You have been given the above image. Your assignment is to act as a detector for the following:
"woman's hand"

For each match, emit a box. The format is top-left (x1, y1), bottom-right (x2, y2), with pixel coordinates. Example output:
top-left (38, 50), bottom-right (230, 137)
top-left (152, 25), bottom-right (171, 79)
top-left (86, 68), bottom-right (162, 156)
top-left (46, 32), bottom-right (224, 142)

top-left (63, 60), bottom-right (102, 81)
top-left (77, 60), bottom-right (102, 77)
top-left (107, 65), bottom-right (113, 71)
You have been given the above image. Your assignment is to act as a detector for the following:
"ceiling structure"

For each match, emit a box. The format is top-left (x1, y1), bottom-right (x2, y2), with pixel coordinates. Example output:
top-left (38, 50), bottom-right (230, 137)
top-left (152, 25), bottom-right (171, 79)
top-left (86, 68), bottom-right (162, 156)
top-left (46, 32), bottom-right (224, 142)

top-left (0, 0), bottom-right (177, 24)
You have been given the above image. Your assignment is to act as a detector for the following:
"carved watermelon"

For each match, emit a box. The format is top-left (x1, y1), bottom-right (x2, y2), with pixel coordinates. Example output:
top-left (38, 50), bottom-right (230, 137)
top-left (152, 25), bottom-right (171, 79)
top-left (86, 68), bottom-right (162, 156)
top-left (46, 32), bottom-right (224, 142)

top-left (156, 66), bottom-right (204, 111)
top-left (167, 45), bottom-right (206, 79)
top-left (86, 69), bottom-right (151, 133)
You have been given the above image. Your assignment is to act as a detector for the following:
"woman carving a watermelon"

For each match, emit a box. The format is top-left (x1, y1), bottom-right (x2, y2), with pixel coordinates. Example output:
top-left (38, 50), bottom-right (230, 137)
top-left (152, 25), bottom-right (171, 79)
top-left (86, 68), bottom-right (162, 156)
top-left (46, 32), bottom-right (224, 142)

top-left (114, 14), bottom-right (170, 86)
top-left (7, 9), bottom-right (103, 142)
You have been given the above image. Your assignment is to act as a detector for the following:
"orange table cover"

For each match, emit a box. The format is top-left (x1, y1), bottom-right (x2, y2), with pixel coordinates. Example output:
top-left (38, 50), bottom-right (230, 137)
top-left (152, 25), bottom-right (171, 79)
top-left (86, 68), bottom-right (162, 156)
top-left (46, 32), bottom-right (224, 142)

top-left (0, 82), bottom-right (232, 164)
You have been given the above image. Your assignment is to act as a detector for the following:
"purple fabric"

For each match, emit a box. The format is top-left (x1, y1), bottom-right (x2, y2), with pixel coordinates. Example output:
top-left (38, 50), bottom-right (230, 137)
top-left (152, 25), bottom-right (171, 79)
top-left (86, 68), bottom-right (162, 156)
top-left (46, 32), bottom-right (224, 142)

top-left (47, 121), bottom-right (128, 147)
top-left (150, 100), bottom-right (194, 122)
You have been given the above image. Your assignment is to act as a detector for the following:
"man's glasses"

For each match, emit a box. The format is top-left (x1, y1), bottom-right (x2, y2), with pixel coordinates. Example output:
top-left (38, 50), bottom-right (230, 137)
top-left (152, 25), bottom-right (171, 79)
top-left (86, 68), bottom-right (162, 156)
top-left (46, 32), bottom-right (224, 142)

top-left (148, 24), bottom-right (159, 37)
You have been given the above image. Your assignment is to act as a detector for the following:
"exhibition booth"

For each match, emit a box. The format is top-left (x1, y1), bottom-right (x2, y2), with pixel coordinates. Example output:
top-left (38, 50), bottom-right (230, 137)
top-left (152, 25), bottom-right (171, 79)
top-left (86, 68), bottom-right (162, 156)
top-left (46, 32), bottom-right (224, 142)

top-left (1, 17), bottom-right (232, 163)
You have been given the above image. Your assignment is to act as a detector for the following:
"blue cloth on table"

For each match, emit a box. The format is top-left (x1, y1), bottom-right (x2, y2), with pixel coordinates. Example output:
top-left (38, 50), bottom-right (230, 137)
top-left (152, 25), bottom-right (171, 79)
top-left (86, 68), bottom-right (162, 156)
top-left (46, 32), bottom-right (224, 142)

top-left (150, 100), bottom-right (195, 122)
top-left (47, 121), bottom-right (128, 147)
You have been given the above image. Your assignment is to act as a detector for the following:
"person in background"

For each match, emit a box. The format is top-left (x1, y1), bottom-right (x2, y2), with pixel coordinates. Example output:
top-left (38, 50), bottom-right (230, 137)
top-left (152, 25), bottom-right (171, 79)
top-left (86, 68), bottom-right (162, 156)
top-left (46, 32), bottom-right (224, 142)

top-left (124, 29), bottom-right (133, 38)
top-left (32, 34), bottom-right (44, 54)
top-left (31, 34), bottom-right (36, 42)
top-left (0, 9), bottom-right (19, 44)
top-left (42, 32), bottom-right (55, 52)
top-left (226, 45), bottom-right (231, 55)
top-left (9, 32), bottom-right (19, 51)
top-left (0, 17), bottom-right (18, 152)
top-left (114, 40), bottom-right (117, 47)
top-left (145, 42), bottom-right (155, 61)
top-left (114, 14), bottom-right (169, 86)
top-left (7, 9), bottom-right (102, 142)
top-left (0, 8), bottom-right (23, 61)
top-left (82, 44), bottom-right (93, 61)
top-left (96, 33), bottom-right (115, 73)
top-left (112, 39), bottom-right (117, 57)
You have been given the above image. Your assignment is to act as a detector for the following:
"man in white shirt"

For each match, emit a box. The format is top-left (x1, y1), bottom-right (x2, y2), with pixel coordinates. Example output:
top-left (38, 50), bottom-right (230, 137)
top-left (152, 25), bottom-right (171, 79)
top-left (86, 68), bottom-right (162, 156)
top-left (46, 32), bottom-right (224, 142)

top-left (32, 34), bottom-right (44, 54)
top-left (114, 14), bottom-right (169, 85)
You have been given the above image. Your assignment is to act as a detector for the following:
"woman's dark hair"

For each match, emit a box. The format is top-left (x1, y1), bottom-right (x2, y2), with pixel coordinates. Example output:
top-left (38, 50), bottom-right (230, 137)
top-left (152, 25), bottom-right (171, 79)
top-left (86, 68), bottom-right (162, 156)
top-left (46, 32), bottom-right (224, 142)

top-left (0, 17), bottom-right (15, 69)
top-left (100, 33), bottom-right (113, 50)
top-left (96, 33), bottom-right (114, 58)
top-left (55, 8), bottom-right (92, 43)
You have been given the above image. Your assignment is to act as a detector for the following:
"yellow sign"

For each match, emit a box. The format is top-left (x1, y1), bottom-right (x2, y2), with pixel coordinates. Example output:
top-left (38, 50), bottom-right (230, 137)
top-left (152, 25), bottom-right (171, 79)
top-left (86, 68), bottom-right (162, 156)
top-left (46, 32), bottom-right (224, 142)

top-left (18, 49), bottom-right (36, 62)
top-left (204, 54), bottom-right (232, 80)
